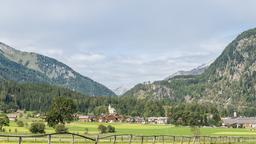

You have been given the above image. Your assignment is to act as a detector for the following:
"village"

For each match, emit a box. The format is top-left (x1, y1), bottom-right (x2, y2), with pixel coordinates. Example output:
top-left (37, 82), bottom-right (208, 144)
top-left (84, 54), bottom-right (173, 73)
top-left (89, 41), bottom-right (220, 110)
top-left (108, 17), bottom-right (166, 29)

top-left (6, 105), bottom-right (256, 129)
top-left (5, 105), bottom-right (168, 125)
top-left (77, 105), bottom-right (169, 124)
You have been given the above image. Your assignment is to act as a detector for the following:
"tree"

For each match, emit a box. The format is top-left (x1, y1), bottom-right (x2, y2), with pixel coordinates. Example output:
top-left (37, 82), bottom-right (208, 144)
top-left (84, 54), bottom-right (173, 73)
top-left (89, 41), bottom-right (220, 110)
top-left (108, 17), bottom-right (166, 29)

top-left (98, 124), bottom-right (107, 134)
top-left (0, 114), bottom-right (9, 130)
top-left (107, 125), bottom-right (115, 133)
top-left (29, 122), bottom-right (45, 134)
top-left (170, 103), bottom-right (221, 127)
top-left (16, 120), bottom-right (24, 127)
top-left (45, 96), bottom-right (77, 127)
top-left (55, 124), bottom-right (68, 133)
top-left (144, 101), bottom-right (165, 117)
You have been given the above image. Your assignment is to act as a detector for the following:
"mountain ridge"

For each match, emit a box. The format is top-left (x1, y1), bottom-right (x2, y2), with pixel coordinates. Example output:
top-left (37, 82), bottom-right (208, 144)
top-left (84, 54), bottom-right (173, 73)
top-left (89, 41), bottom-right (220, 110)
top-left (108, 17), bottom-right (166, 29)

top-left (0, 42), bottom-right (115, 96)
top-left (123, 27), bottom-right (256, 109)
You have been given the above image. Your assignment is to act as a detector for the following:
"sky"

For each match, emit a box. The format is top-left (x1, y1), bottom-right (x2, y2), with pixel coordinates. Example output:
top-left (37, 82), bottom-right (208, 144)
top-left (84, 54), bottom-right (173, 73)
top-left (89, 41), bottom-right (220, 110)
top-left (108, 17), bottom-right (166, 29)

top-left (0, 0), bottom-right (256, 92)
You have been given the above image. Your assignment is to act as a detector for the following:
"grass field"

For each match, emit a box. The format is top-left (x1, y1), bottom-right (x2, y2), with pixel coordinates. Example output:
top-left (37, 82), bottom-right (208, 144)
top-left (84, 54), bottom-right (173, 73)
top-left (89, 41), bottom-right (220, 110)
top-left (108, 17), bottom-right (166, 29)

top-left (2, 120), bottom-right (256, 136)
top-left (1, 120), bottom-right (256, 143)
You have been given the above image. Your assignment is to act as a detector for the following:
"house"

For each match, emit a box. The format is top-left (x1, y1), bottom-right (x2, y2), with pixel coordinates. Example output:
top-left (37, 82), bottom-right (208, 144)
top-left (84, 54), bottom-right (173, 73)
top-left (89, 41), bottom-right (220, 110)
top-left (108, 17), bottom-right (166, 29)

top-left (222, 117), bottom-right (256, 128)
top-left (98, 114), bottom-right (123, 123)
top-left (78, 115), bottom-right (96, 122)
top-left (157, 117), bottom-right (168, 124)
top-left (7, 113), bottom-right (18, 121)
top-left (126, 117), bottom-right (135, 123)
top-left (134, 117), bottom-right (145, 124)
top-left (147, 117), bottom-right (168, 124)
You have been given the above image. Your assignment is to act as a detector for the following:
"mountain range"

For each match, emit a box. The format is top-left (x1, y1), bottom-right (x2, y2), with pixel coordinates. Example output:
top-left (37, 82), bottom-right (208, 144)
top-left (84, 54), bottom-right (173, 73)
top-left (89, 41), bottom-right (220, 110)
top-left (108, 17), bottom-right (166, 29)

top-left (164, 62), bottom-right (211, 81)
top-left (123, 28), bottom-right (256, 109)
top-left (0, 42), bottom-right (115, 96)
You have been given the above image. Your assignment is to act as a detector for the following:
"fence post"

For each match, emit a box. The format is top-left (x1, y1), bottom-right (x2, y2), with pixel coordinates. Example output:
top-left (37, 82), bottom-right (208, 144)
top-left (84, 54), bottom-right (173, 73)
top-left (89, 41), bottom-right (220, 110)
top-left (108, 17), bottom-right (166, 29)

top-left (113, 135), bottom-right (116, 144)
top-left (173, 136), bottom-right (175, 144)
top-left (188, 137), bottom-right (191, 144)
top-left (72, 134), bottom-right (75, 144)
top-left (181, 136), bottom-right (184, 144)
top-left (18, 136), bottom-right (22, 144)
top-left (129, 134), bottom-right (133, 144)
top-left (192, 136), bottom-right (196, 144)
top-left (153, 136), bottom-right (156, 144)
top-left (162, 136), bottom-right (165, 144)
top-left (141, 136), bottom-right (144, 144)
top-left (95, 135), bottom-right (99, 144)
top-left (48, 135), bottom-right (51, 144)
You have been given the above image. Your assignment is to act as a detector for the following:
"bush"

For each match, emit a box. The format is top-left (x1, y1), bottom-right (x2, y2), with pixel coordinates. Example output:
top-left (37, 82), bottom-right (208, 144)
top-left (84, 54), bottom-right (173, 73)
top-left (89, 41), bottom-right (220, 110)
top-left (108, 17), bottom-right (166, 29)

top-left (98, 124), bottom-right (107, 134)
top-left (54, 124), bottom-right (68, 133)
top-left (84, 128), bottom-right (88, 134)
top-left (107, 125), bottom-right (115, 133)
top-left (16, 120), bottom-right (24, 127)
top-left (29, 122), bottom-right (45, 134)
top-left (24, 122), bottom-right (29, 128)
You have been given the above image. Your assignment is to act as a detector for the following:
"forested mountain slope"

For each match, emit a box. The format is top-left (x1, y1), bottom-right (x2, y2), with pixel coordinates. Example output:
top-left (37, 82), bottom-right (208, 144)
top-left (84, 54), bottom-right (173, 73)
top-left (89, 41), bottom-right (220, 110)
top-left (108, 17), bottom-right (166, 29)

top-left (123, 28), bottom-right (256, 111)
top-left (0, 42), bottom-right (115, 96)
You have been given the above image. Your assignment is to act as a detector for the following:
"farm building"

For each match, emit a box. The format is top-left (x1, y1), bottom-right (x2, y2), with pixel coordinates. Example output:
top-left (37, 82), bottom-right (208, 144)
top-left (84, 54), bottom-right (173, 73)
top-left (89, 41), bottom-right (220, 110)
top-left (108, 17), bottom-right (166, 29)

top-left (126, 117), bottom-right (145, 124)
top-left (134, 117), bottom-right (145, 123)
top-left (99, 114), bottom-right (124, 123)
top-left (7, 113), bottom-right (18, 121)
top-left (78, 115), bottom-right (96, 122)
top-left (222, 117), bottom-right (256, 128)
top-left (147, 117), bottom-right (168, 124)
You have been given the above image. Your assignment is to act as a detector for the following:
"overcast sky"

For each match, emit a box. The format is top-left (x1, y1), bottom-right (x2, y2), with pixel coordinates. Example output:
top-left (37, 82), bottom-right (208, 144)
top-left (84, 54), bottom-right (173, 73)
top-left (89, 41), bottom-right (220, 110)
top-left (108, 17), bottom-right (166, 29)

top-left (0, 0), bottom-right (256, 91)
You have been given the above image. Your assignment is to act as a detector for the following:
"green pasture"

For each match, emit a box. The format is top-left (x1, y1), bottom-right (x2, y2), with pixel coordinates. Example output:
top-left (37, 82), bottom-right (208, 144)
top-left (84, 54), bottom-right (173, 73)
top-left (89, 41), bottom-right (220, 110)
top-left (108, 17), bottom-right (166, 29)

top-left (1, 120), bottom-right (256, 144)
top-left (2, 120), bottom-right (256, 136)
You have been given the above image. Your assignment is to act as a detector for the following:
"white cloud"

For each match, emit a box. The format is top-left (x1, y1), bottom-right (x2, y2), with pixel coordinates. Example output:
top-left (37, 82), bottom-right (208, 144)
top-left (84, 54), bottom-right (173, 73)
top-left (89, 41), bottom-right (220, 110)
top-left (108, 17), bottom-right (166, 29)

top-left (69, 53), bottom-right (105, 63)
top-left (0, 0), bottom-right (255, 91)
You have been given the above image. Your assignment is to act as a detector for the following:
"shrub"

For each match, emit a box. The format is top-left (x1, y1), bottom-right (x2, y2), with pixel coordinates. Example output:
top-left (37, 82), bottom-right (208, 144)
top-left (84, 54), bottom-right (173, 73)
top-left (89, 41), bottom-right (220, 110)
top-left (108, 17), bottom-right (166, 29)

top-left (0, 114), bottom-right (9, 130)
top-left (16, 120), bottom-right (24, 127)
top-left (25, 122), bottom-right (29, 128)
top-left (98, 124), bottom-right (107, 134)
top-left (2, 128), bottom-right (5, 132)
top-left (84, 128), bottom-right (88, 134)
top-left (29, 122), bottom-right (45, 134)
top-left (54, 124), bottom-right (68, 133)
top-left (107, 125), bottom-right (115, 133)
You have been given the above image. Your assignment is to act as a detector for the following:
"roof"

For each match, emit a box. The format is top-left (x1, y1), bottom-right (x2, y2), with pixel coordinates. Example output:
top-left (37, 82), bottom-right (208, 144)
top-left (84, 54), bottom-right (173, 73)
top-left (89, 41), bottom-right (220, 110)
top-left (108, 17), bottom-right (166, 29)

top-left (223, 117), bottom-right (256, 125)
top-left (78, 115), bottom-right (95, 119)
top-left (7, 114), bottom-right (18, 118)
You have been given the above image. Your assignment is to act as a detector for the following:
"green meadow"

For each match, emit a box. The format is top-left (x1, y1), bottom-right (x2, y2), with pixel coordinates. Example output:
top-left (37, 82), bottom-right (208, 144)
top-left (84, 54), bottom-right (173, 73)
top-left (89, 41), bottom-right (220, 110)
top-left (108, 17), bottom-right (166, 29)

top-left (1, 120), bottom-right (256, 144)
top-left (2, 121), bottom-right (256, 136)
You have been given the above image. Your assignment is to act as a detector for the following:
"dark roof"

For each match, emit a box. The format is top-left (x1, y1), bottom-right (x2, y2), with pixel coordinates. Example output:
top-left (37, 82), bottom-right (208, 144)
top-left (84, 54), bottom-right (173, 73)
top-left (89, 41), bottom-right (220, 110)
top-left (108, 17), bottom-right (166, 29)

top-left (223, 117), bottom-right (256, 125)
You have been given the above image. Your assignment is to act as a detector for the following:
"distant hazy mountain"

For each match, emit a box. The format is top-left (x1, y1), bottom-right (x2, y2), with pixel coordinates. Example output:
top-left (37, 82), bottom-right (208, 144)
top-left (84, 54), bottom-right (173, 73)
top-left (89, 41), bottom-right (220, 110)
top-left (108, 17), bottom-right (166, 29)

top-left (113, 85), bottom-right (129, 96)
top-left (123, 28), bottom-right (256, 108)
top-left (0, 42), bottom-right (115, 96)
top-left (165, 63), bottom-right (211, 81)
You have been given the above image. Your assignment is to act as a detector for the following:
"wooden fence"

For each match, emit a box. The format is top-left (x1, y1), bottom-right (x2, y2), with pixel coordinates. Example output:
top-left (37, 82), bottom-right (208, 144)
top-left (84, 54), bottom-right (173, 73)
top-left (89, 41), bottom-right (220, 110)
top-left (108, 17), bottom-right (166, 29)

top-left (0, 133), bottom-right (256, 144)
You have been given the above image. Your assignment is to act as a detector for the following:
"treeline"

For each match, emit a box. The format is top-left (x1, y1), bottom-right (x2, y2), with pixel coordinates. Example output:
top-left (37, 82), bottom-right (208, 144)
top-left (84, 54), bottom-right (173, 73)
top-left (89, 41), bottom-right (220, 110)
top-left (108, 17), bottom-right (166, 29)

top-left (0, 79), bottom-right (255, 123)
top-left (169, 103), bottom-right (221, 126)
top-left (0, 80), bottom-right (167, 117)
